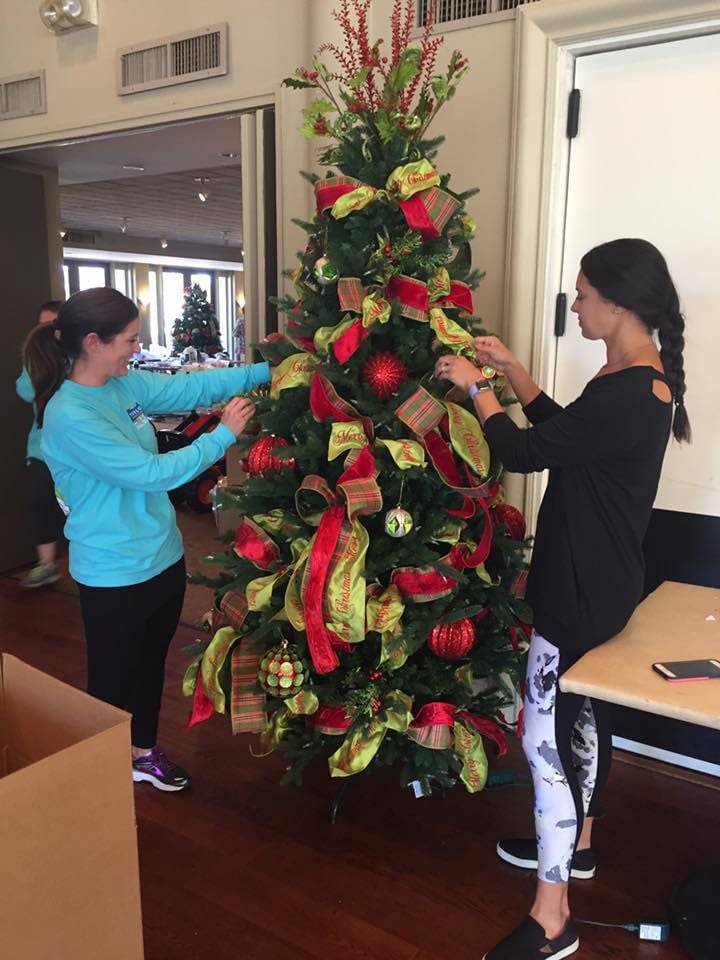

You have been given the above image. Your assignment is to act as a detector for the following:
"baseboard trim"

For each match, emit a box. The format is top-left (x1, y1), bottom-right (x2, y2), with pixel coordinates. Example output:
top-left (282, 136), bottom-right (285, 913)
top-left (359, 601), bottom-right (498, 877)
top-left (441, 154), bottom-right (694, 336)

top-left (613, 735), bottom-right (720, 779)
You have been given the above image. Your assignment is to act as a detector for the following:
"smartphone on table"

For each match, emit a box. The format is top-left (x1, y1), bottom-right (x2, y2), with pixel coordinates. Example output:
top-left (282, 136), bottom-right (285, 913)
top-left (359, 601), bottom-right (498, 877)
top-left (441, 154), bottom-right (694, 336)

top-left (652, 659), bottom-right (720, 682)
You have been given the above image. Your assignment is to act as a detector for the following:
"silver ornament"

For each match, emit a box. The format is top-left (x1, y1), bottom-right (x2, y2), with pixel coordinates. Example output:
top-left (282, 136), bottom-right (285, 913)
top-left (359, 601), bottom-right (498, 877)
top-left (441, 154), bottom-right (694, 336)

top-left (384, 506), bottom-right (413, 538)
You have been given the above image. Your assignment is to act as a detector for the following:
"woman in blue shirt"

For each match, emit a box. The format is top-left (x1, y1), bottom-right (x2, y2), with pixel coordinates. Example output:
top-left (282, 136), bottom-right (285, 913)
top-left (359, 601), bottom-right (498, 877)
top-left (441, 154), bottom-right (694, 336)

top-left (24, 287), bottom-right (270, 792)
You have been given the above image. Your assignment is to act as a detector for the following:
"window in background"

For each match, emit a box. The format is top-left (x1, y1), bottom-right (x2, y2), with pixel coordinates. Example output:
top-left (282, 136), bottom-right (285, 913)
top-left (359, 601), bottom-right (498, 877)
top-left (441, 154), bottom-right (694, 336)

top-left (146, 268), bottom-right (163, 354)
top-left (216, 272), bottom-right (235, 358)
top-left (162, 270), bottom-right (185, 348)
top-left (190, 272), bottom-right (212, 298)
top-left (112, 265), bottom-right (135, 299)
top-left (64, 260), bottom-right (110, 294)
top-left (77, 264), bottom-right (109, 291)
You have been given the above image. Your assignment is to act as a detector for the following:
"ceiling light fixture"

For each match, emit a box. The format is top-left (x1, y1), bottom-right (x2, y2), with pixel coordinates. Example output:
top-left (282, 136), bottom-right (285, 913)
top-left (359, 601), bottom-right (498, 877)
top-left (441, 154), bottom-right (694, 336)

top-left (221, 230), bottom-right (229, 246)
top-left (120, 217), bottom-right (129, 234)
top-left (219, 152), bottom-right (239, 159)
top-left (193, 176), bottom-right (211, 202)
top-left (160, 238), bottom-right (168, 249)
top-left (59, 228), bottom-right (67, 239)
top-left (122, 164), bottom-right (145, 172)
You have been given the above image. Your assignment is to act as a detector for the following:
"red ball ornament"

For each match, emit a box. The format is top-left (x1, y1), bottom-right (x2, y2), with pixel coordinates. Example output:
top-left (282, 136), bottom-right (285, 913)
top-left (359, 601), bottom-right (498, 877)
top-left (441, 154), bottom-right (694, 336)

top-left (427, 618), bottom-right (477, 660)
top-left (361, 352), bottom-right (408, 400)
top-left (245, 436), bottom-right (295, 475)
top-left (491, 503), bottom-right (526, 540)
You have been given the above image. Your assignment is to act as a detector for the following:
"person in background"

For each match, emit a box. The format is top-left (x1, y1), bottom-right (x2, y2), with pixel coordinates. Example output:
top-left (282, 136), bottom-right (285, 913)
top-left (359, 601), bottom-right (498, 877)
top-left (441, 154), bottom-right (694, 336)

top-left (16, 300), bottom-right (66, 588)
top-left (23, 287), bottom-right (270, 792)
top-left (435, 238), bottom-right (690, 960)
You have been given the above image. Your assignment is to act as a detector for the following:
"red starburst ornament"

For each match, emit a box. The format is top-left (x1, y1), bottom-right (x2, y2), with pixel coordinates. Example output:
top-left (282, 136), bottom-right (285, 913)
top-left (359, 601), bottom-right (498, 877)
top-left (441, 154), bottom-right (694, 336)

top-left (491, 503), bottom-right (526, 540)
top-left (361, 352), bottom-right (408, 400)
top-left (427, 618), bottom-right (476, 660)
top-left (245, 436), bottom-right (295, 476)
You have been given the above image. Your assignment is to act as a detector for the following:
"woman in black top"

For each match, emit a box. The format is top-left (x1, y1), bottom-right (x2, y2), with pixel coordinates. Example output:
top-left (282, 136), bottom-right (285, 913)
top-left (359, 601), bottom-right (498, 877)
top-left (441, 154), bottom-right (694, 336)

top-left (435, 239), bottom-right (690, 960)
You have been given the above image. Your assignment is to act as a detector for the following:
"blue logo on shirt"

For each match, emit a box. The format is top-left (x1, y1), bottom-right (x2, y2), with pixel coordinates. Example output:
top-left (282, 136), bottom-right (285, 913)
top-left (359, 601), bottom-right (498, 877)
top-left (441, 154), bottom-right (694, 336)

top-left (127, 403), bottom-right (148, 428)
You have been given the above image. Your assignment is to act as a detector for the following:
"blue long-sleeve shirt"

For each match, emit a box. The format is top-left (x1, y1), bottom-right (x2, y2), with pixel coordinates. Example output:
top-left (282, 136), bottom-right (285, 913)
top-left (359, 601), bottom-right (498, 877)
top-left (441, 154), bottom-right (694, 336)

top-left (42, 364), bottom-right (270, 586)
top-left (16, 368), bottom-right (43, 461)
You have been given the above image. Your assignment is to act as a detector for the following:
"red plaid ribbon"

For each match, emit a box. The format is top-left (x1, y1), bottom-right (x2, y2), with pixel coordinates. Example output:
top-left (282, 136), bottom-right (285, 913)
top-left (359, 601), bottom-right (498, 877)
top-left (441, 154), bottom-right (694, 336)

top-left (310, 373), bottom-right (374, 438)
top-left (399, 187), bottom-right (461, 243)
top-left (231, 637), bottom-right (267, 734)
top-left (338, 277), bottom-right (365, 314)
top-left (219, 589), bottom-right (249, 630)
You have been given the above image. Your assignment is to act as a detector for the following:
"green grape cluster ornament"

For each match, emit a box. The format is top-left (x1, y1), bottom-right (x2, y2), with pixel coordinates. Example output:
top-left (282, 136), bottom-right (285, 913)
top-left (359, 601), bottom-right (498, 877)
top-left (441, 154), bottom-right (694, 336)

top-left (258, 640), bottom-right (308, 698)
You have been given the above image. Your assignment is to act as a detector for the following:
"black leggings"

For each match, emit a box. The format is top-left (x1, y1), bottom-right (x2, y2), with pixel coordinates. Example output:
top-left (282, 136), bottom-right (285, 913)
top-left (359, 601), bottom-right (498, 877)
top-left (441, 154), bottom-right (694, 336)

top-left (78, 558), bottom-right (186, 748)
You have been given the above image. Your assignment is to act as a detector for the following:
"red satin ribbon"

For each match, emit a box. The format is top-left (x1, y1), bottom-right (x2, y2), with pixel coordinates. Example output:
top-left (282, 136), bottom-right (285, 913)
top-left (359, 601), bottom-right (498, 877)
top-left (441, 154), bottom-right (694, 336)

top-left (308, 704), bottom-right (353, 733)
top-left (392, 567), bottom-right (454, 599)
top-left (315, 182), bottom-right (356, 214)
top-left (333, 319), bottom-right (371, 363)
top-left (304, 504), bottom-right (345, 675)
top-left (399, 194), bottom-right (441, 242)
top-left (447, 498), bottom-right (493, 569)
top-left (188, 676), bottom-right (215, 728)
top-left (387, 275), bottom-right (430, 314)
top-left (410, 701), bottom-right (508, 756)
top-left (438, 281), bottom-right (474, 314)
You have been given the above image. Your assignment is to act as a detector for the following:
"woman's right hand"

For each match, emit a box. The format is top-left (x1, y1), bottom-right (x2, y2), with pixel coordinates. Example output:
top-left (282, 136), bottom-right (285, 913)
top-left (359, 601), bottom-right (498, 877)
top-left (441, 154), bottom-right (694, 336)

top-left (221, 397), bottom-right (257, 438)
top-left (473, 336), bottom-right (518, 374)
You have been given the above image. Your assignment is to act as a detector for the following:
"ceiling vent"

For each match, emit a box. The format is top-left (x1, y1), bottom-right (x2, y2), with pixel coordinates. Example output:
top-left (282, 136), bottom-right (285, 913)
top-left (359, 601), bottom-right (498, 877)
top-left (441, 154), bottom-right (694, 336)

top-left (0, 70), bottom-right (47, 121)
top-left (118, 23), bottom-right (228, 96)
top-left (417, 0), bottom-right (539, 25)
top-left (64, 229), bottom-right (97, 245)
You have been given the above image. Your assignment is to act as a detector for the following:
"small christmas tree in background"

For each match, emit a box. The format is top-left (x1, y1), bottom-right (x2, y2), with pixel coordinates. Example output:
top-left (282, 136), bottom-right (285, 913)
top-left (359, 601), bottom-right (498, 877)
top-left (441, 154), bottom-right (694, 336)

top-left (171, 284), bottom-right (224, 356)
top-left (185, 0), bottom-right (530, 799)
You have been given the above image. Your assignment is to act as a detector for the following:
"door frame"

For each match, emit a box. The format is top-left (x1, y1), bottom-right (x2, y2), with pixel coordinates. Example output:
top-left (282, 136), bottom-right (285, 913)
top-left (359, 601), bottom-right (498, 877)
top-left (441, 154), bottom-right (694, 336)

top-left (503, 0), bottom-right (720, 529)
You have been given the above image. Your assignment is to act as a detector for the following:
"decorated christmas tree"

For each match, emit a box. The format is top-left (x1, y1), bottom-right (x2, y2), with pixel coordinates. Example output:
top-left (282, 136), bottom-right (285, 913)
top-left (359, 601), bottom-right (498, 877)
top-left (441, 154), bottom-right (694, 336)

top-left (171, 283), bottom-right (223, 356)
top-left (185, 0), bottom-right (531, 797)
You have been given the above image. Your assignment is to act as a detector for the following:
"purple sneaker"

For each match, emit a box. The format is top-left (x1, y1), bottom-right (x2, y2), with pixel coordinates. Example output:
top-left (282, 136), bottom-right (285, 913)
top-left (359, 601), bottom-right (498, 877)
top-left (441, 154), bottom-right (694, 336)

top-left (132, 748), bottom-right (190, 792)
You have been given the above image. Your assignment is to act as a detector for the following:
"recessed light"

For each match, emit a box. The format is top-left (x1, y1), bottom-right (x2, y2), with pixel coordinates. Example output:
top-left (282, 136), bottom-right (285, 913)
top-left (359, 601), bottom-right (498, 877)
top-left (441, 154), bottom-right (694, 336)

top-left (122, 164), bottom-right (145, 172)
top-left (219, 152), bottom-right (239, 159)
top-left (160, 238), bottom-right (168, 249)
top-left (198, 190), bottom-right (209, 203)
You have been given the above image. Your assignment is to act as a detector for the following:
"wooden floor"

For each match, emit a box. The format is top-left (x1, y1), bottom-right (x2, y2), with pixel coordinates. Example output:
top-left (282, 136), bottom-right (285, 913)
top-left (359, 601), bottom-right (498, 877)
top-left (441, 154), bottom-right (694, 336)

top-left (2, 577), bottom-right (718, 960)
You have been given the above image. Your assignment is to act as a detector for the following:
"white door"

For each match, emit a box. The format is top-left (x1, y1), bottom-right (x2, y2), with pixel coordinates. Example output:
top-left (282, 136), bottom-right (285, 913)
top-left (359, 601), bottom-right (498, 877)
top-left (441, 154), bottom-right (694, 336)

top-left (555, 32), bottom-right (720, 517)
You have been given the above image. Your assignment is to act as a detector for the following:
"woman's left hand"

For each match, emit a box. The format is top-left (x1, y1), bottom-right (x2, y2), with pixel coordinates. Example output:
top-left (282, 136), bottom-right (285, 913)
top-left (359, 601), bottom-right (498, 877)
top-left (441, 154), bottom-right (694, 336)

top-left (434, 354), bottom-right (482, 392)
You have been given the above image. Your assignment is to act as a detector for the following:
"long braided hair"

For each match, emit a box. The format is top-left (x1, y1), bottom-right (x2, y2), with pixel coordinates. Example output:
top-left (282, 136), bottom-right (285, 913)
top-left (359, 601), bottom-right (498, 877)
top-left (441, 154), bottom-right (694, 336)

top-left (581, 238), bottom-right (691, 442)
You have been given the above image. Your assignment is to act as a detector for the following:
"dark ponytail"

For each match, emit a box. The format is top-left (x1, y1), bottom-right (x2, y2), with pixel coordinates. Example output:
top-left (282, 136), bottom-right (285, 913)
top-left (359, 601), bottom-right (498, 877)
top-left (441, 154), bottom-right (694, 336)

top-left (581, 238), bottom-right (691, 443)
top-left (23, 287), bottom-right (138, 427)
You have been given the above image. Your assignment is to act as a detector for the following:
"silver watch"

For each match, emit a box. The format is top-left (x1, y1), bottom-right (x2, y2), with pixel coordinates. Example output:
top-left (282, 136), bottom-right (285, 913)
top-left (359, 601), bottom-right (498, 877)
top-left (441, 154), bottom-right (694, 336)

top-left (468, 379), bottom-right (493, 399)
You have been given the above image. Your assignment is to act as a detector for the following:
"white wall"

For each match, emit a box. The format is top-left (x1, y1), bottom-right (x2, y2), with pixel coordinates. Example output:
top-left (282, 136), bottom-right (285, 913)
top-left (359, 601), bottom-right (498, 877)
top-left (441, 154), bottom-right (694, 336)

top-left (370, 2), bottom-right (517, 332)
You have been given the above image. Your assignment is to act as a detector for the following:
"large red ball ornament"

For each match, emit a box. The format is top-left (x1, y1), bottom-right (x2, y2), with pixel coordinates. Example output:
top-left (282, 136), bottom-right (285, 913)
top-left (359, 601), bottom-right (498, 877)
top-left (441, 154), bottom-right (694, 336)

top-left (361, 352), bottom-right (408, 400)
top-left (427, 617), bottom-right (477, 660)
top-left (491, 503), bottom-right (526, 540)
top-left (245, 436), bottom-right (295, 475)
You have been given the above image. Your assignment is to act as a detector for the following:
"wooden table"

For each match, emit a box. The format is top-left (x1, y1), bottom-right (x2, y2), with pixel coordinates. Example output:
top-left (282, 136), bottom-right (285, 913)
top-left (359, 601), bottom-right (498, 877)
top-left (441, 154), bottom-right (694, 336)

top-left (560, 582), bottom-right (720, 730)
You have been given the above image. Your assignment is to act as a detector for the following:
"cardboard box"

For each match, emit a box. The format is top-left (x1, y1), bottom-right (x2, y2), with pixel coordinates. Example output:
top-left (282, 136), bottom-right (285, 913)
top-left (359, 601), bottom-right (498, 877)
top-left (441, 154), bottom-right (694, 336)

top-left (0, 654), bottom-right (144, 960)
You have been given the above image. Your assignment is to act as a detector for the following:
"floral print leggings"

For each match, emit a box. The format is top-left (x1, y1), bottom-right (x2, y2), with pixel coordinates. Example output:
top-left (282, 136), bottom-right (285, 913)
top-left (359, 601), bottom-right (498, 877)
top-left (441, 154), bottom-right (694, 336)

top-left (522, 631), bottom-right (613, 884)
